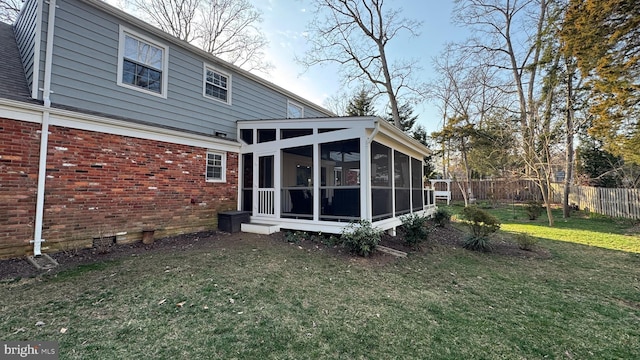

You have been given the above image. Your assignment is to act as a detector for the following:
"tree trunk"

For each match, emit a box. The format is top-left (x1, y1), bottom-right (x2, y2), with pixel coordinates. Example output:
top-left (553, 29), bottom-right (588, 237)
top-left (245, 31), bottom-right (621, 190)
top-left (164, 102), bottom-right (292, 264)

top-left (457, 180), bottom-right (469, 207)
top-left (563, 59), bottom-right (575, 218)
top-left (377, 42), bottom-right (401, 127)
top-left (461, 148), bottom-right (475, 204)
top-left (542, 179), bottom-right (555, 227)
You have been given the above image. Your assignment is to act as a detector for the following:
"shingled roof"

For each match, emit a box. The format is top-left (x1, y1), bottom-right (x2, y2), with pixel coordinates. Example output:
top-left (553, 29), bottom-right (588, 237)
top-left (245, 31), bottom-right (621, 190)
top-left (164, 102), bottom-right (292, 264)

top-left (0, 22), bottom-right (38, 103)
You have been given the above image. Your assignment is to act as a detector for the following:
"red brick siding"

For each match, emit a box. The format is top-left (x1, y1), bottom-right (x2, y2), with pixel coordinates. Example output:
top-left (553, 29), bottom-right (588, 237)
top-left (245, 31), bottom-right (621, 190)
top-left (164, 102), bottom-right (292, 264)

top-left (0, 118), bottom-right (40, 258)
top-left (0, 119), bottom-right (238, 258)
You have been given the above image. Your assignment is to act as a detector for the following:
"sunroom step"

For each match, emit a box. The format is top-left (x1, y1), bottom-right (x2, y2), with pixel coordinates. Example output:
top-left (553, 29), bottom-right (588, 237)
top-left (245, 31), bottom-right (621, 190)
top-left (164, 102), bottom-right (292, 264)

top-left (241, 222), bottom-right (281, 235)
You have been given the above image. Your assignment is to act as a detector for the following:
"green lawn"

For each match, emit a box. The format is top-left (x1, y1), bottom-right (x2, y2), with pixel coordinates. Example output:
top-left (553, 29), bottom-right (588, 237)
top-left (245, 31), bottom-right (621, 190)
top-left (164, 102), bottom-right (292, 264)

top-left (1, 209), bottom-right (639, 359)
top-left (444, 202), bottom-right (640, 253)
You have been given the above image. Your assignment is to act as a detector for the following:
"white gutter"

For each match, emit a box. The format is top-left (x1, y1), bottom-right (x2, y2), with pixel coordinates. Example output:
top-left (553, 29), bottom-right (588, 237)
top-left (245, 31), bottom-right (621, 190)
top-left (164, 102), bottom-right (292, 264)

top-left (31, 0), bottom-right (57, 256)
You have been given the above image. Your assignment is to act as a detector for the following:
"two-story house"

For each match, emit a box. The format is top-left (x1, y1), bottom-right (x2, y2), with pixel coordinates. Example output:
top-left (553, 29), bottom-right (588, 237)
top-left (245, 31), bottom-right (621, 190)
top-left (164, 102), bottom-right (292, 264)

top-left (0, 0), bottom-right (435, 259)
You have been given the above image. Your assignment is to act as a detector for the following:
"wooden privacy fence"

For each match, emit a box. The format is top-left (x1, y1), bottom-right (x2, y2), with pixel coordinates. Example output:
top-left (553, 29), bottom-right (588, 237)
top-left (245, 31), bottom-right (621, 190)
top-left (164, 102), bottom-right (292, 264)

top-left (433, 179), bottom-right (639, 220)
top-left (550, 184), bottom-right (640, 220)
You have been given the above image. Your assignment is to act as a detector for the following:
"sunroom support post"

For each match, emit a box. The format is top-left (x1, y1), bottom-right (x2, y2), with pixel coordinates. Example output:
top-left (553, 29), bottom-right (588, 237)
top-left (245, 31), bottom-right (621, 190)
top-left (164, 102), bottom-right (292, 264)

top-left (361, 134), bottom-right (370, 222)
top-left (313, 142), bottom-right (320, 221)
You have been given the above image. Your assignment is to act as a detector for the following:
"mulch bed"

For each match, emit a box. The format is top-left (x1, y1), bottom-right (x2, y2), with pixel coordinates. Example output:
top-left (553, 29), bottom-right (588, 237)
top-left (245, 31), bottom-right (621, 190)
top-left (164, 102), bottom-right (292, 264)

top-left (0, 224), bottom-right (551, 281)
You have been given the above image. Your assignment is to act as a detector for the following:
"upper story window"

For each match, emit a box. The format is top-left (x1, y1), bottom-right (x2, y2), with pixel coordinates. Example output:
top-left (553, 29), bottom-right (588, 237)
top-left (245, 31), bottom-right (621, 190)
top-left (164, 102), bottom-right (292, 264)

top-left (287, 101), bottom-right (304, 118)
top-left (204, 65), bottom-right (231, 104)
top-left (206, 151), bottom-right (226, 182)
top-left (117, 26), bottom-right (168, 98)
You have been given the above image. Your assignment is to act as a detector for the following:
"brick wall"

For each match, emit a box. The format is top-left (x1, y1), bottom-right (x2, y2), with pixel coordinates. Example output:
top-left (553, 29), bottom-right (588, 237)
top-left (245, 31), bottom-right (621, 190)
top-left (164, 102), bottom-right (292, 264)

top-left (0, 118), bottom-right (239, 258)
top-left (0, 118), bottom-right (40, 258)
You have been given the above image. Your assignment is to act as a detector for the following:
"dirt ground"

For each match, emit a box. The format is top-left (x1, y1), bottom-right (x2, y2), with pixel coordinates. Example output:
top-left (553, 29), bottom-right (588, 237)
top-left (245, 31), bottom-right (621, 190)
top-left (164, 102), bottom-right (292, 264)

top-left (0, 225), bottom-right (550, 281)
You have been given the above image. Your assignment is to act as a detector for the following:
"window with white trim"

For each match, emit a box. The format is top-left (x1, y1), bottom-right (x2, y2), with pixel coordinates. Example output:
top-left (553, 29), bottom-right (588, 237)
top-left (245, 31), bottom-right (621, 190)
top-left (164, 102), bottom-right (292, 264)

top-left (117, 27), bottom-right (168, 97)
top-left (206, 152), bottom-right (226, 182)
top-left (204, 65), bottom-right (231, 104)
top-left (287, 101), bottom-right (304, 118)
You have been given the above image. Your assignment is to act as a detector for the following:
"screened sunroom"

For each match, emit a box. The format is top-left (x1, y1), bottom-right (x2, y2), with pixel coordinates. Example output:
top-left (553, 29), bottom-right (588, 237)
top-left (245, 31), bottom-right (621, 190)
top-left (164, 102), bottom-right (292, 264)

top-left (237, 117), bottom-right (436, 235)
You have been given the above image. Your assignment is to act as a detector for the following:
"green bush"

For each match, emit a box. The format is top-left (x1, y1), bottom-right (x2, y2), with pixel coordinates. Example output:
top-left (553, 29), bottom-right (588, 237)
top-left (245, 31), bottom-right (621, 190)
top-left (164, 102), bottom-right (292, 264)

top-left (478, 201), bottom-right (493, 209)
top-left (400, 213), bottom-right (430, 249)
top-left (284, 230), bottom-right (305, 244)
top-left (514, 233), bottom-right (538, 251)
top-left (340, 220), bottom-right (382, 257)
top-left (524, 200), bottom-right (543, 220)
top-left (432, 208), bottom-right (451, 228)
top-left (462, 236), bottom-right (492, 252)
top-left (459, 206), bottom-right (501, 251)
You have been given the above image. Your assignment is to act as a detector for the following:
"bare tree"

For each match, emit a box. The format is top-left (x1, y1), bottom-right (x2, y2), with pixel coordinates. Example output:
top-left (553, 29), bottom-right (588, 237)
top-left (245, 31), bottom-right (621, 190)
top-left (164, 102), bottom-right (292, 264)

top-left (0, 0), bottom-right (21, 24)
top-left (197, 0), bottom-right (270, 72)
top-left (430, 45), bottom-right (509, 206)
top-left (454, 0), bottom-right (549, 170)
top-left (128, 0), bottom-right (271, 72)
top-left (131, 0), bottom-right (200, 42)
top-left (323, 91), bottom-right (350, 116)
top-left (453, 0), bottom-right (568, 226)
top-left (302, 0), bottom-right (424, 128)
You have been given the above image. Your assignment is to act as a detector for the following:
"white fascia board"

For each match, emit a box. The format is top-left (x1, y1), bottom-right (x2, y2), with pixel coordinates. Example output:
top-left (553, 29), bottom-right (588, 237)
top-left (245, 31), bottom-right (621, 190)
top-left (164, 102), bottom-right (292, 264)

top-left (50, 112), bottom-right (240, 152)
top-left (0, 101), bottom-right (43, 123)
top-left (0, 99), bottom-right (240, 152)
top-left (377, 120), bottom-right (431, 156)
top-left (237, 117), bottom-right (375, 129)
top-left (371, 131), bottom-right (426, 160)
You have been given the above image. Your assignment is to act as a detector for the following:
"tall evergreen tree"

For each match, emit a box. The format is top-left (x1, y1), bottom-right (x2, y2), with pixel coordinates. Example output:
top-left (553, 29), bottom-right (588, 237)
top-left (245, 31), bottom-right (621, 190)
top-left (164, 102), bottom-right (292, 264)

top-left (412, 125), bottom-right (435, 178)
top-left (561, 0), bottom-right (640, 164)
top-left (576, 136), bottom-right (625, 188)
top-left (346, 89), bottom-right (377, 117)
top-left (385, 102), bottom-right (418, 132)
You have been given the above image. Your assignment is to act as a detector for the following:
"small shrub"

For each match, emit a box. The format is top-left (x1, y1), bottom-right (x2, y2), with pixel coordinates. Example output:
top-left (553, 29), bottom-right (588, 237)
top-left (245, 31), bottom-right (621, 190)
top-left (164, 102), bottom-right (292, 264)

top-left (462, 235), bottom-right (492, 252)
top-left (432, 208), bottom-right (451, 228)
top-left (400, 213), bottom-right (430, 249)
top-left (93, 235), bottom-right (115, 254)
top-left (459, 206), bottom-right (501, 252)
top-left (524, 200), bottom-right (543, 220)
top-left (478, 201), bottom-right (493, 209)
top-left (322, 234), bottom-right (341, 247)
top-left (284, 230), bottom-right (305, 244)
top-left (514, 233), bottom-right (538, 251)
top-left (340, 220), bottom-right (382, 257)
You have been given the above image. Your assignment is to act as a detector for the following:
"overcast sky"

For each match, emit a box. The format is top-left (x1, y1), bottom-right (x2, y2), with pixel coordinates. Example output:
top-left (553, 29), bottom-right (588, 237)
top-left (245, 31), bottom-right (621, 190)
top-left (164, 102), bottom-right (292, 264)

top-left (254, 0), bottom-right (469, 134)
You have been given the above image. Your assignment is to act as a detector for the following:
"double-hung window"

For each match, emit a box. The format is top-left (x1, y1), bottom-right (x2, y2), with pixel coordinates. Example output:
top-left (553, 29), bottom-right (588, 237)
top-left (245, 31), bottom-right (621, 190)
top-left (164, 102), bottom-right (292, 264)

top-left (204, 65), bottom-right (231, 104)
top-left (118, 27), bottom-right (168, 97)
top-left (206, 152), bottom-right (226, 182)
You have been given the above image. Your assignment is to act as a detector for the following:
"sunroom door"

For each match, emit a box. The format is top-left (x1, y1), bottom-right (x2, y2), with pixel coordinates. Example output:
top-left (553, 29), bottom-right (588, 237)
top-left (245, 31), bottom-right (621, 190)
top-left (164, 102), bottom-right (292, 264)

top-left (254, 153), bottom-right (276, 217)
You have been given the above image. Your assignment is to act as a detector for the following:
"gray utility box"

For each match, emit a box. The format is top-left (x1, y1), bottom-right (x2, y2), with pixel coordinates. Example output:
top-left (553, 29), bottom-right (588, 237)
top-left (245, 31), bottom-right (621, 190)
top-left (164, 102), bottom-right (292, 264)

top-left (218, 211), bottom-right (250, 233)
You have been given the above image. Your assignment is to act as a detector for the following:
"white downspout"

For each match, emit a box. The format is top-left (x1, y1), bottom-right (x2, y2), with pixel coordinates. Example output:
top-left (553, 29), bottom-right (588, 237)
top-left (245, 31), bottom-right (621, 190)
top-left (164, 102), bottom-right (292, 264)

top-left (31, 0), bottom-right (57, 256)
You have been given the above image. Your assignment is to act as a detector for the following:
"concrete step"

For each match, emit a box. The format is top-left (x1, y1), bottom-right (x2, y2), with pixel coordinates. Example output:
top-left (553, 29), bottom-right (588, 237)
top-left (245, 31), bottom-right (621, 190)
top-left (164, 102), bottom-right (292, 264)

top-left (241, 222), bottom-right (281, 235)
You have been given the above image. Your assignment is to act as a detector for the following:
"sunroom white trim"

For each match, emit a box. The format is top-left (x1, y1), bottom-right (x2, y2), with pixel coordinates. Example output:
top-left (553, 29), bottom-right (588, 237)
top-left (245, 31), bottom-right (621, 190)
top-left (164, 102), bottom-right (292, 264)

top-left (237, 116), bottom-right (436, 235)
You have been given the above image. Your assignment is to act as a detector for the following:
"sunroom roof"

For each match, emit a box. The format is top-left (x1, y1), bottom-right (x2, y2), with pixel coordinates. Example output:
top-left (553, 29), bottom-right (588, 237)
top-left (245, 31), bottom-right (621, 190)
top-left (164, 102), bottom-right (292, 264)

top-left (237, 116), bottom-right (431, 157)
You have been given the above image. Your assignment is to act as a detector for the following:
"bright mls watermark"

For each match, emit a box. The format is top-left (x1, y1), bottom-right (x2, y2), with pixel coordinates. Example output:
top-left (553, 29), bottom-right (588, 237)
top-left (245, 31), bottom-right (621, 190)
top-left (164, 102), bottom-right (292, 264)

top-left (1, 341), bottom-right (58, 359)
